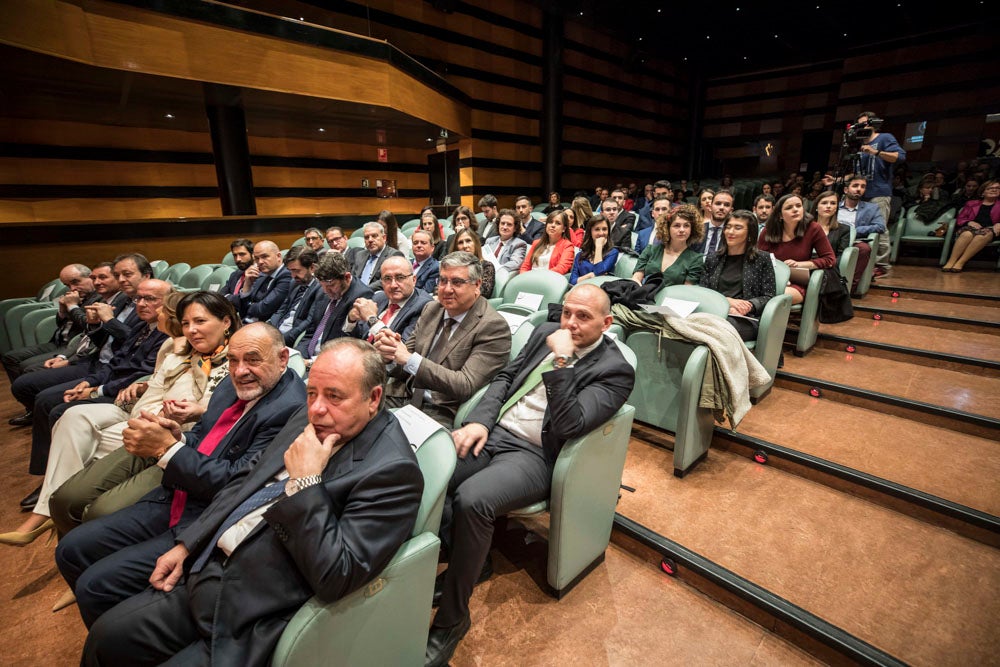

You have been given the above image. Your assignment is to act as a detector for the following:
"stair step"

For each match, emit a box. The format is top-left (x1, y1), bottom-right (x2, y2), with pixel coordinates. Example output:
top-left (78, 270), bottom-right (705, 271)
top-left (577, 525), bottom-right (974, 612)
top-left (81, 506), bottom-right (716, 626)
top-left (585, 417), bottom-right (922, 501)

top-left (872, 265), bottom-right (1000, 300)
top-left (618, 440), bottom-right (1000, 667)
top-left (817, 319), bottom-right (1000, 364)
top-left (857, 294), bottom-right (1000, 325)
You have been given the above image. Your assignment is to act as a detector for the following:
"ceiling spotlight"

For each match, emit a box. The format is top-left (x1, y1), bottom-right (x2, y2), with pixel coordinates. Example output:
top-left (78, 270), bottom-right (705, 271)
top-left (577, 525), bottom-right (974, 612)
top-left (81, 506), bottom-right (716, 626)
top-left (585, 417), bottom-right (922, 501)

top-left (164, 113), bottom-right (174, 119)
top-left (579, 11), bottom-right (583, 15)
top-left (426, 138), bottom-right (433, 142)
top-left (843, 32), bottom-right (848, 36)
top-left (743, 56), bottom-right (748, 60)
top-left (299, 17), bottom-right (304, 20)
top-left (774, 33), bottom-right (779, 38)
top-left (657, 8), bottom-right (662, 12)
top-left (638, 37), bottom-right (643, 41)
top-left (318, 127), bottom-right (325, 132)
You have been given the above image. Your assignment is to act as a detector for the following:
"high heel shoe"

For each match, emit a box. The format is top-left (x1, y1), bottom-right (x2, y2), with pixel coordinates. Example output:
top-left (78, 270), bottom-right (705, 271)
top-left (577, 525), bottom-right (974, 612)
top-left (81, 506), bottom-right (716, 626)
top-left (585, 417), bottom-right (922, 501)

top-left (52, 588), bottom-right (77, 612)
top-left (0, 518), bottom-right (55, 546)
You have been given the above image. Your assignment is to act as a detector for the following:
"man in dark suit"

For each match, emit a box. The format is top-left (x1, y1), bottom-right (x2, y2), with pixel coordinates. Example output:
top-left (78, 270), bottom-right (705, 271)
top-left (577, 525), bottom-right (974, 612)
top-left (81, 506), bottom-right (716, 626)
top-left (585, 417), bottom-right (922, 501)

top-left (636, 180), bottom-right (672, 231)
top-left (81, 338), bottom-right (423, 667)
top-left (411, 229), bottom-right (440, 293)
top-left (297, 251), bottom-right (373, 361)
top-left (426, 284), bottom-right (635, 666)
top-left (478, 194), bottom-right (500, 241)
top-left (268, 246), bottom-right (324, 346)
top-left (221, 238), bottom-right (254, 298)
top-left (56, 323), bottom-right (306, 627)
top-left (691, 190), bottom-right (733, 256)
top-left (26, 279), bottom-right (172, 487)
top-left (344, 255), bottom-right (431, 343)
top-left (516, 196), bottom-right (543, 242)
top-left (3, 262), bottom-right (99, 383)
top-left (375, 252), bottom-right (511, 428)
top-left (351, 221), bottom-right (403, 292)
top-left (602, 191), bottom-right (636, 252)
top-left (226, 240), bottom-right (291, 323)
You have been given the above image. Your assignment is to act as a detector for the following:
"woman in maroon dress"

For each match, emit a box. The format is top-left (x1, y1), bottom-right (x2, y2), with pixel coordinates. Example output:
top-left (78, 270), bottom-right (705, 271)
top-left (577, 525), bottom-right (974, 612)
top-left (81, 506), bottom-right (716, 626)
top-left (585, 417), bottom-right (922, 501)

top-left (757, 194), bottom-right (836, 304)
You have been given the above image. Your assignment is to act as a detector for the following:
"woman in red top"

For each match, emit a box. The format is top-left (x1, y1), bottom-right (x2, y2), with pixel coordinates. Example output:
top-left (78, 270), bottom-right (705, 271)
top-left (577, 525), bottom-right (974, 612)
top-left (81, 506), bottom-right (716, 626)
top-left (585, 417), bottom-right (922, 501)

top-left (942, 180), bottom-right (1000, 272)
top-left (757, 194), bottom-right (836, 304)
top-left (520, 209), bottom-right (575, 274)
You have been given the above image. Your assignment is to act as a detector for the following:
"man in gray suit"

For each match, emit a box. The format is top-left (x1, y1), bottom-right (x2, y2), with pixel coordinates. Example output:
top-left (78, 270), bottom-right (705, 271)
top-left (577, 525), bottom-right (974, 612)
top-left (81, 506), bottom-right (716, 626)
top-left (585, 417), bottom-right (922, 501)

top-left (81, 338), bottom-right (423, 667)
top-left (375, 252), bottom-right (510, 428)
top-left (482, 208), bottom-right (528, 274)
top-left (351, 221), bottom-right (403, 292)
top-left (426, 285), bottom-right (635, 666)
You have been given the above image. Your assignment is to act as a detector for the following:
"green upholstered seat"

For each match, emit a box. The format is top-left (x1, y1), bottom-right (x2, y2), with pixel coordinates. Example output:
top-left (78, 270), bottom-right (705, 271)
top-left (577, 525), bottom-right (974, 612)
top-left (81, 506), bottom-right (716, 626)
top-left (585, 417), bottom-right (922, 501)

top-left (159, 262), bottom-right (190, 286)
top-left (786, 246), bottom-right (857, 356)
top-left (21, 309), bottom-right (58, 348)
top-left (149, 260), bottom-right (169, 278)
top-left (487, 270), bottom-right (569, 317)
top-left (204, 265), bottom-right (236, 293)
top-left (271, 424), bottom-right (457, 667)
top-left (0, 278), bottom-right (66, 354)
top-left (177, 264), bottom-right (215, 291)
top-left (749, 263), bottom-right (793, 403)
top-left (221, 252), bottom-right (237, 266)
top-left (891, 206), bottom-right (957, 265)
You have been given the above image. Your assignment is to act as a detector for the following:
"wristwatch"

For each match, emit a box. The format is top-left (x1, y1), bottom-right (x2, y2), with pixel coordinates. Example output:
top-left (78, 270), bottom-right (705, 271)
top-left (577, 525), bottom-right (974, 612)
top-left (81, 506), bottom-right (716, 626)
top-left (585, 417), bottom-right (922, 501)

top-left (367, 315), bottom-right (379, 326)
top-left (552, 354), bottom-right (572, 369)
top-left (287, 475), bottom-right (323, 496)
top-left (89, 389), bottom-right (100, 399)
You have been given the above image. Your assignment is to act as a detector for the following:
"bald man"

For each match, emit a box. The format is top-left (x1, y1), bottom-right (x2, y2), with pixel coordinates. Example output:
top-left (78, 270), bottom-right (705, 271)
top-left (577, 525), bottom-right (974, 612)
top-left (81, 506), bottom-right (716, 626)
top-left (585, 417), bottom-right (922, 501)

top-left (426, 284), bottom-right (636, 666)
top-left (226, 240), bottom-right (291, 323)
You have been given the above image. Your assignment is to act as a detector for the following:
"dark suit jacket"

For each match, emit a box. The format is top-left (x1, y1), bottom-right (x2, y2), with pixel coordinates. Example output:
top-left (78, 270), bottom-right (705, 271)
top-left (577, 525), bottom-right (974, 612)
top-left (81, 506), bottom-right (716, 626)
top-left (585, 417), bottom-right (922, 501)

top-left (521, 218), bottom-right (544, 243)
top-left (467, 322), bottom-right (635, 466)
top-left (295, 278), bottom-right (373, 357)
top-left (350, 245), bottom-right (404, 292)
top-left (52, 291), bottom-right (102, 347)
top-left (229, 265), bottom-right (292, 323)
top-left (143, 370), bottom-right (306, 525)
top-left (349, 289), bottom-right (431, 343)
top-left (222, 269), bottom-right (245, 298)
top-left (176, 407), bottom-right (422, 667)
top-left (610, 211), bottom-right (636, 252)
top-left (84, 293), bottom-right (139, 353)
top-left (690, 222), bottom-right (724, 255)
top-left (82, 323), bottom-right (170, 397)
top-left (386, 297), bottom-right (510, 422)
top-left (413, 256), bottom-right (440, 294)
top-left (268, 280), bottom-right (324, 346)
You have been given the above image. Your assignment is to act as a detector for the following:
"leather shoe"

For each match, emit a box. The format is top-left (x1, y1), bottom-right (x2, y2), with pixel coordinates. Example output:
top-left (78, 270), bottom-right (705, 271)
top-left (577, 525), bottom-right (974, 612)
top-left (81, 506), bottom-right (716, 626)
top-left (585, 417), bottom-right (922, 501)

top-left (20, 485), bottom-right (42, 511)
top-left (432, 554), bottom-right (493, 607)
top-left (8, 411), bottom-right (33, 427)
top-left (425, 614), bottom-right (471, 667)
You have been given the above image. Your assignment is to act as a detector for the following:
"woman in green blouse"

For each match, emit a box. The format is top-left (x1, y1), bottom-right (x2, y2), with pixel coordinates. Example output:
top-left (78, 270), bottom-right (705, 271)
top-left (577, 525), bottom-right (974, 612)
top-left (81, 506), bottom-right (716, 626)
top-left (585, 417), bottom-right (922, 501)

top-left (632, 203), bottom-right (704, 286)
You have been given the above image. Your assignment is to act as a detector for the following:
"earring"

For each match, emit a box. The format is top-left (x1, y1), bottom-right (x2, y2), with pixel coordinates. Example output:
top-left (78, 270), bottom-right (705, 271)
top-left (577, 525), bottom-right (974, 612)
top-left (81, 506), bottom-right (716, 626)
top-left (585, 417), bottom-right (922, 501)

top-left (224, 328), bottom-right (231, 338)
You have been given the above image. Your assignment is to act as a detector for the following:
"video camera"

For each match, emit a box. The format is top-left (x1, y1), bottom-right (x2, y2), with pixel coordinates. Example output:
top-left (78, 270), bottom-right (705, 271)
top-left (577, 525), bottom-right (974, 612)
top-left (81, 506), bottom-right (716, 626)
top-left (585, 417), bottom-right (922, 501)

top-left (843, 116), bottom-right (884, 151)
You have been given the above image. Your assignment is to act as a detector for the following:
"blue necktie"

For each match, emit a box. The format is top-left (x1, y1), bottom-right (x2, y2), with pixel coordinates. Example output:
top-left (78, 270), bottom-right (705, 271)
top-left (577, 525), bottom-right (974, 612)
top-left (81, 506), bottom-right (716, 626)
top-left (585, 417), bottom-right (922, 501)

top-left (189, 480), bottom-right (287, 572)
top-left (361, 254), bottom-right (378, 284)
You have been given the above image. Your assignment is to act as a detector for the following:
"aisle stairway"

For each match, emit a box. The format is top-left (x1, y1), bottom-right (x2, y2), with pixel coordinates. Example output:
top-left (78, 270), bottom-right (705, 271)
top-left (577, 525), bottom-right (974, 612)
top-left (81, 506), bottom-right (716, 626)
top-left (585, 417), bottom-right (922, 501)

top-left (617, 266), bottom-right (1000, 666)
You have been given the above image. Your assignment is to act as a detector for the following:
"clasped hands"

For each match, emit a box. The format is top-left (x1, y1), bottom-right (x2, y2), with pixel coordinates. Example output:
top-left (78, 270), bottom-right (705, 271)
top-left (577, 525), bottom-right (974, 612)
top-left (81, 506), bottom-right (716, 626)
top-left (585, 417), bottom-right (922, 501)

top-left (373, 329), bottom-right (409, 365)
top-left (63, 381), bottom-right (95, 403)
top-left (727, 298), bottom-right (753, 316)
top-left (347, 298), bottom-right (378, 323)
top-left (122, 410), bottom-right (182, 459)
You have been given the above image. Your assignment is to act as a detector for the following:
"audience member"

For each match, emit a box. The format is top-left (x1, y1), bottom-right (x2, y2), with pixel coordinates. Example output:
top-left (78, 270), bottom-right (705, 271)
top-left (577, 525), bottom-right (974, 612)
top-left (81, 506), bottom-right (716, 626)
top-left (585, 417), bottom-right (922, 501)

top-left (427, 284), bottom-right (634, 666)
top-left (814, 191), bottom-right (853, 258)
top-left (222, 239), bottom-right (254, 298)
top-left (758, 194), bottom-right (836, 304)
top-left (55, 322), bottom-right (305, 628)
top-left (569, 214), bottom-right (620, 285)
top-left (268, 247), bottom-right (323, 346)
top-left (753, 194), bottom-right (775, 224)
top-left (837, 176), bottom-right (886, 292)
top-left (344, 255), bottom-right (431, 343)
top-left (942, 180), bottom-right (1000, 272)
top-left (632, 204), bottom-right (704, 286)
top-left (569, 196), bottom-right (595, 246)
top-left (517, 196), bottom-right (542, 242)
top-left (302, 228), bottom-right (326, 253)
top-left (79, 338), bottom-right (422, 666)
top-left (700, 210), bottom-right (776, 341)
top-left (855, 110), bottom-right (906, 276)
top-left (483, 208), bottom-right (528, 275)
top-left (225, 240), bottom-right (291, 324)
top-left (377, 210), bottom-right (412, 259)
top-left (520, 210), bottom-right (575, 274)
top-left (351, 222), bottom-right (403, 292)
top-left (541, 191), bottom-right (564, 215)
top-left (298, 252), bottom-right (373, 361)
top-left (693, 190), bottom-right (733, 256)
top-left (635, 196), bottom-right (672, 253)
top-left (419, 207), bottom-right (449, 261)
top-left (411, 229), bottom-right (441, 293)
top-left (449, 228), bottom-right (496, 298)
top-left (377, 252), bottom-right (510, 427)
top-left (478, 194), bottom-right (500, 240)
top-left (637, 181), bottom-right (672, 231)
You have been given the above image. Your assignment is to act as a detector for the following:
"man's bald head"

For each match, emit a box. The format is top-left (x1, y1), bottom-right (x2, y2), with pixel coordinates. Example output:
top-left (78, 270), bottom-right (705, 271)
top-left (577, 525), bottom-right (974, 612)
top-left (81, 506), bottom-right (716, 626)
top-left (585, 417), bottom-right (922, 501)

top-left (253, 241), bottom-right (283, 274)
top-left (567, 283), bottom-right (611, 316)
top-left (59, 264), bottom-right (94, 295)
top-left (560, 283), bottom-right (613, 349)
top-left (227, 322), bottom-right (289, 401)
top-left (134, 279), bottom-right (173, 324)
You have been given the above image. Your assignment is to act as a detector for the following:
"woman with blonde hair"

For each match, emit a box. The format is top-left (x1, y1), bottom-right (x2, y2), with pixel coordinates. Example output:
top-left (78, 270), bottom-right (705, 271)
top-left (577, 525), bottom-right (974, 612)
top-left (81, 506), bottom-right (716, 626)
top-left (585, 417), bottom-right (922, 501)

top-left (569, 196), bottom-right (593, 247)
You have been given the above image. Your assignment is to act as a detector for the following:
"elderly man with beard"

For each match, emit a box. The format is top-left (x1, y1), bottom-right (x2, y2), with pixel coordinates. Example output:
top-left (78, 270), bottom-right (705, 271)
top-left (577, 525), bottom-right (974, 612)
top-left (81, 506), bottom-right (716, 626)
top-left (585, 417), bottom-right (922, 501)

top-left (55, 322), bottom-right (306, 628)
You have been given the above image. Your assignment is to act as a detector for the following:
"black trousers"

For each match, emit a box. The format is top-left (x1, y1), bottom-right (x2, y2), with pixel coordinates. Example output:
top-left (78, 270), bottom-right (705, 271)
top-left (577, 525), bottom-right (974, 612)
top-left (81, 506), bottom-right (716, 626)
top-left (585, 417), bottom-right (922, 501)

top-left (434, 425), bottom-right (552, 628)
top-left (2, 342), bottom-right (58, 383)
top-left (9, 361), bottom-right (87, 411)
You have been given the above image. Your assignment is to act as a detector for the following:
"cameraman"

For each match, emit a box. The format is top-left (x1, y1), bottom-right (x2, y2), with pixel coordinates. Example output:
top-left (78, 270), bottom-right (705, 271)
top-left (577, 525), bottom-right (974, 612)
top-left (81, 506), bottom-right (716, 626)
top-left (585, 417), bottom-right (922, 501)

top-left (856, 110), bottom-right (905, 276)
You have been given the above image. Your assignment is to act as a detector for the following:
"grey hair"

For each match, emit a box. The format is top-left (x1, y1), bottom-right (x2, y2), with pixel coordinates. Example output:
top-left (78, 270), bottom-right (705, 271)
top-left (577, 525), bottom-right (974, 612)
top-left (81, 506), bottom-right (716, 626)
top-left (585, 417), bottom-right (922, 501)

top-left (440, 251), bottom-right (482, 282)
top-left (362, 221), bottom-right (386, 235)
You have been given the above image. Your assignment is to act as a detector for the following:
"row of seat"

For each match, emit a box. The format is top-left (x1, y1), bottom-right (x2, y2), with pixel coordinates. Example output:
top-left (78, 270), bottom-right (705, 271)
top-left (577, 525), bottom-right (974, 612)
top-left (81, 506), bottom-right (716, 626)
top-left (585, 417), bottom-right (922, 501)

top-left (891, 204), bottom-right (1000, 267)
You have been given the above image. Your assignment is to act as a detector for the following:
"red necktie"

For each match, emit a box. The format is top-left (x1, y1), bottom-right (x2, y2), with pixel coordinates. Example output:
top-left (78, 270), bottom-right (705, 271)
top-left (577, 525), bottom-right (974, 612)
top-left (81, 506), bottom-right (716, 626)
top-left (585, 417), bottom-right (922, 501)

top-left (494, 241), bottom-right (503, 257)
top-left (168, 399), bottom-right (248, 527)
top-left (367, 303), bottom-right (400, 342)
top-left (234, 273), bottom-right (245, 294)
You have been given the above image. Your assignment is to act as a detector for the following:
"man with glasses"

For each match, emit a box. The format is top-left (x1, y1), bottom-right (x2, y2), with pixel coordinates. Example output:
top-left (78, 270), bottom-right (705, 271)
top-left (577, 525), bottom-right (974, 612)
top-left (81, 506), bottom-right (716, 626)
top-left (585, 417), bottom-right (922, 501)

top-left (302, 227), bottom-right (326, 253)
top-left (296, 252), bottom-right (373, 363)
top-left (344, 255), bottom-right (431, 343)
top-left (350, 222), bottom-right (403, 292)
top-left (23, 278), bottom-right (172, 500)
top-left (600, 195), bottom-right (636, 252)
top-left (375, 252), bottom-right (510, 428)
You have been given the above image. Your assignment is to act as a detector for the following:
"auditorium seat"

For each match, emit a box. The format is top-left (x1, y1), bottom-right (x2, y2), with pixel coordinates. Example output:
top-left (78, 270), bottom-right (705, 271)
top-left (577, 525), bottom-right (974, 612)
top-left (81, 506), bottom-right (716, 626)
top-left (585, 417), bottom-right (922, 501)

top-left (400, 219), bottom-right (420, 235)
top-left (487, 270), bottom-right (569, 317)
top-left (271, 420), bottom-right (456, 667)
top-left (159, 262), bottom-right (191, 286)
top-left (789, 245), bottom-right (857, 356)
top-left (221, 252), bottom-right (237, 266)
top-left (3, 301), bottom-right (57, 353)
top-left (349, 227), bottom-right (366, 239)
top-left (149, 260), bottom-right (169, 278)
top-left (19, 308), bottom-right (58, 348)
top-left (0, 278), bottom-right (66, 354)
top-left (613, 253), bottom-right (638, 279)
top-left (890, 206), bottom-right (956, 265)
top-left (749, 265), bottom-right (793, 403)
top-left (176, 264), bottom-right (214, 292)
top-left (204, 265), bottom-right (236, 293)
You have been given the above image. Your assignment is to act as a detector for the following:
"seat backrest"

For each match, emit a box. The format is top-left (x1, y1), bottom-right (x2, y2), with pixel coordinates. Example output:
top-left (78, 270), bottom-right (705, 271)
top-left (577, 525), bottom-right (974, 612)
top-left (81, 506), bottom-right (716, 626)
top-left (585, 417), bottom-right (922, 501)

top-left (772, 259), bottom-right (791, 293)
top-left (286, 349), bottom-right (306, 378)
top-left (150, 260), bottom-right (169, 278)
top-left (35, 278), bottom-right (64, 302)
top-left (530, 211), bottom-right (546, 221)
top-left (161, 262), bottom-right (191, 286)
top-left (347, 236), bottom-right (365, 249)
top-left (400, 220), bottom-right (420, 236)
top-left (412, 428), bottom-right (458, 536)
top-left (205, 265), bottom-right (236, 293)
top-left (614, 254), bottom-right (638, 279)
top-left (499, 270), bottom-right (569, 311)
top-left (179, 264), bottom-right (215, 290)
top-left (510, 320), bottom-right (536, 358)
top-left (221, 252), bottom-right (237, 266)
top-left (291, 236), bottom-right (306, 247)
top-left (656, 284), bottom-right (730, 318)
top-left (350, 227), bottom-right (366, 239)
top-left (474, 211), bottom-right (487, 223)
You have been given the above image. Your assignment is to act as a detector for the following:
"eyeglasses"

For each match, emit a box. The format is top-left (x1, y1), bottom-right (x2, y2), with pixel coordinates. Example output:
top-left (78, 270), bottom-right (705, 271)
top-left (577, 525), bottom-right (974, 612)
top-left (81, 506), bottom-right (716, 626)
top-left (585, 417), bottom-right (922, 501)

top-left (437, 277), bottom-right (474, 287)
top-left (382, 273), bottom-right (413, 284)
top-left (132, 295), bottom-right (162, 304)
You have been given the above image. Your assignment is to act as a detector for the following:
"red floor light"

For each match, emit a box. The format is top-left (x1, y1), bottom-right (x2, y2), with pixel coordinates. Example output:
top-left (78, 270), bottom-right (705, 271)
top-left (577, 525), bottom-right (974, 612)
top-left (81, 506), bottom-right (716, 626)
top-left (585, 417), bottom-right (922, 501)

top-left (809, 387), bottom-right (822, 398)
top-left (753, 450), bottom-right (769, 464)
top-left (660, 558), bottom-right (678, 576)
top-left (846, 344), bottom-right (856, 353)
top-left (891, 291), bottom-right (900, 298)
top-left (873, 313), bottom-right (882, 321)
